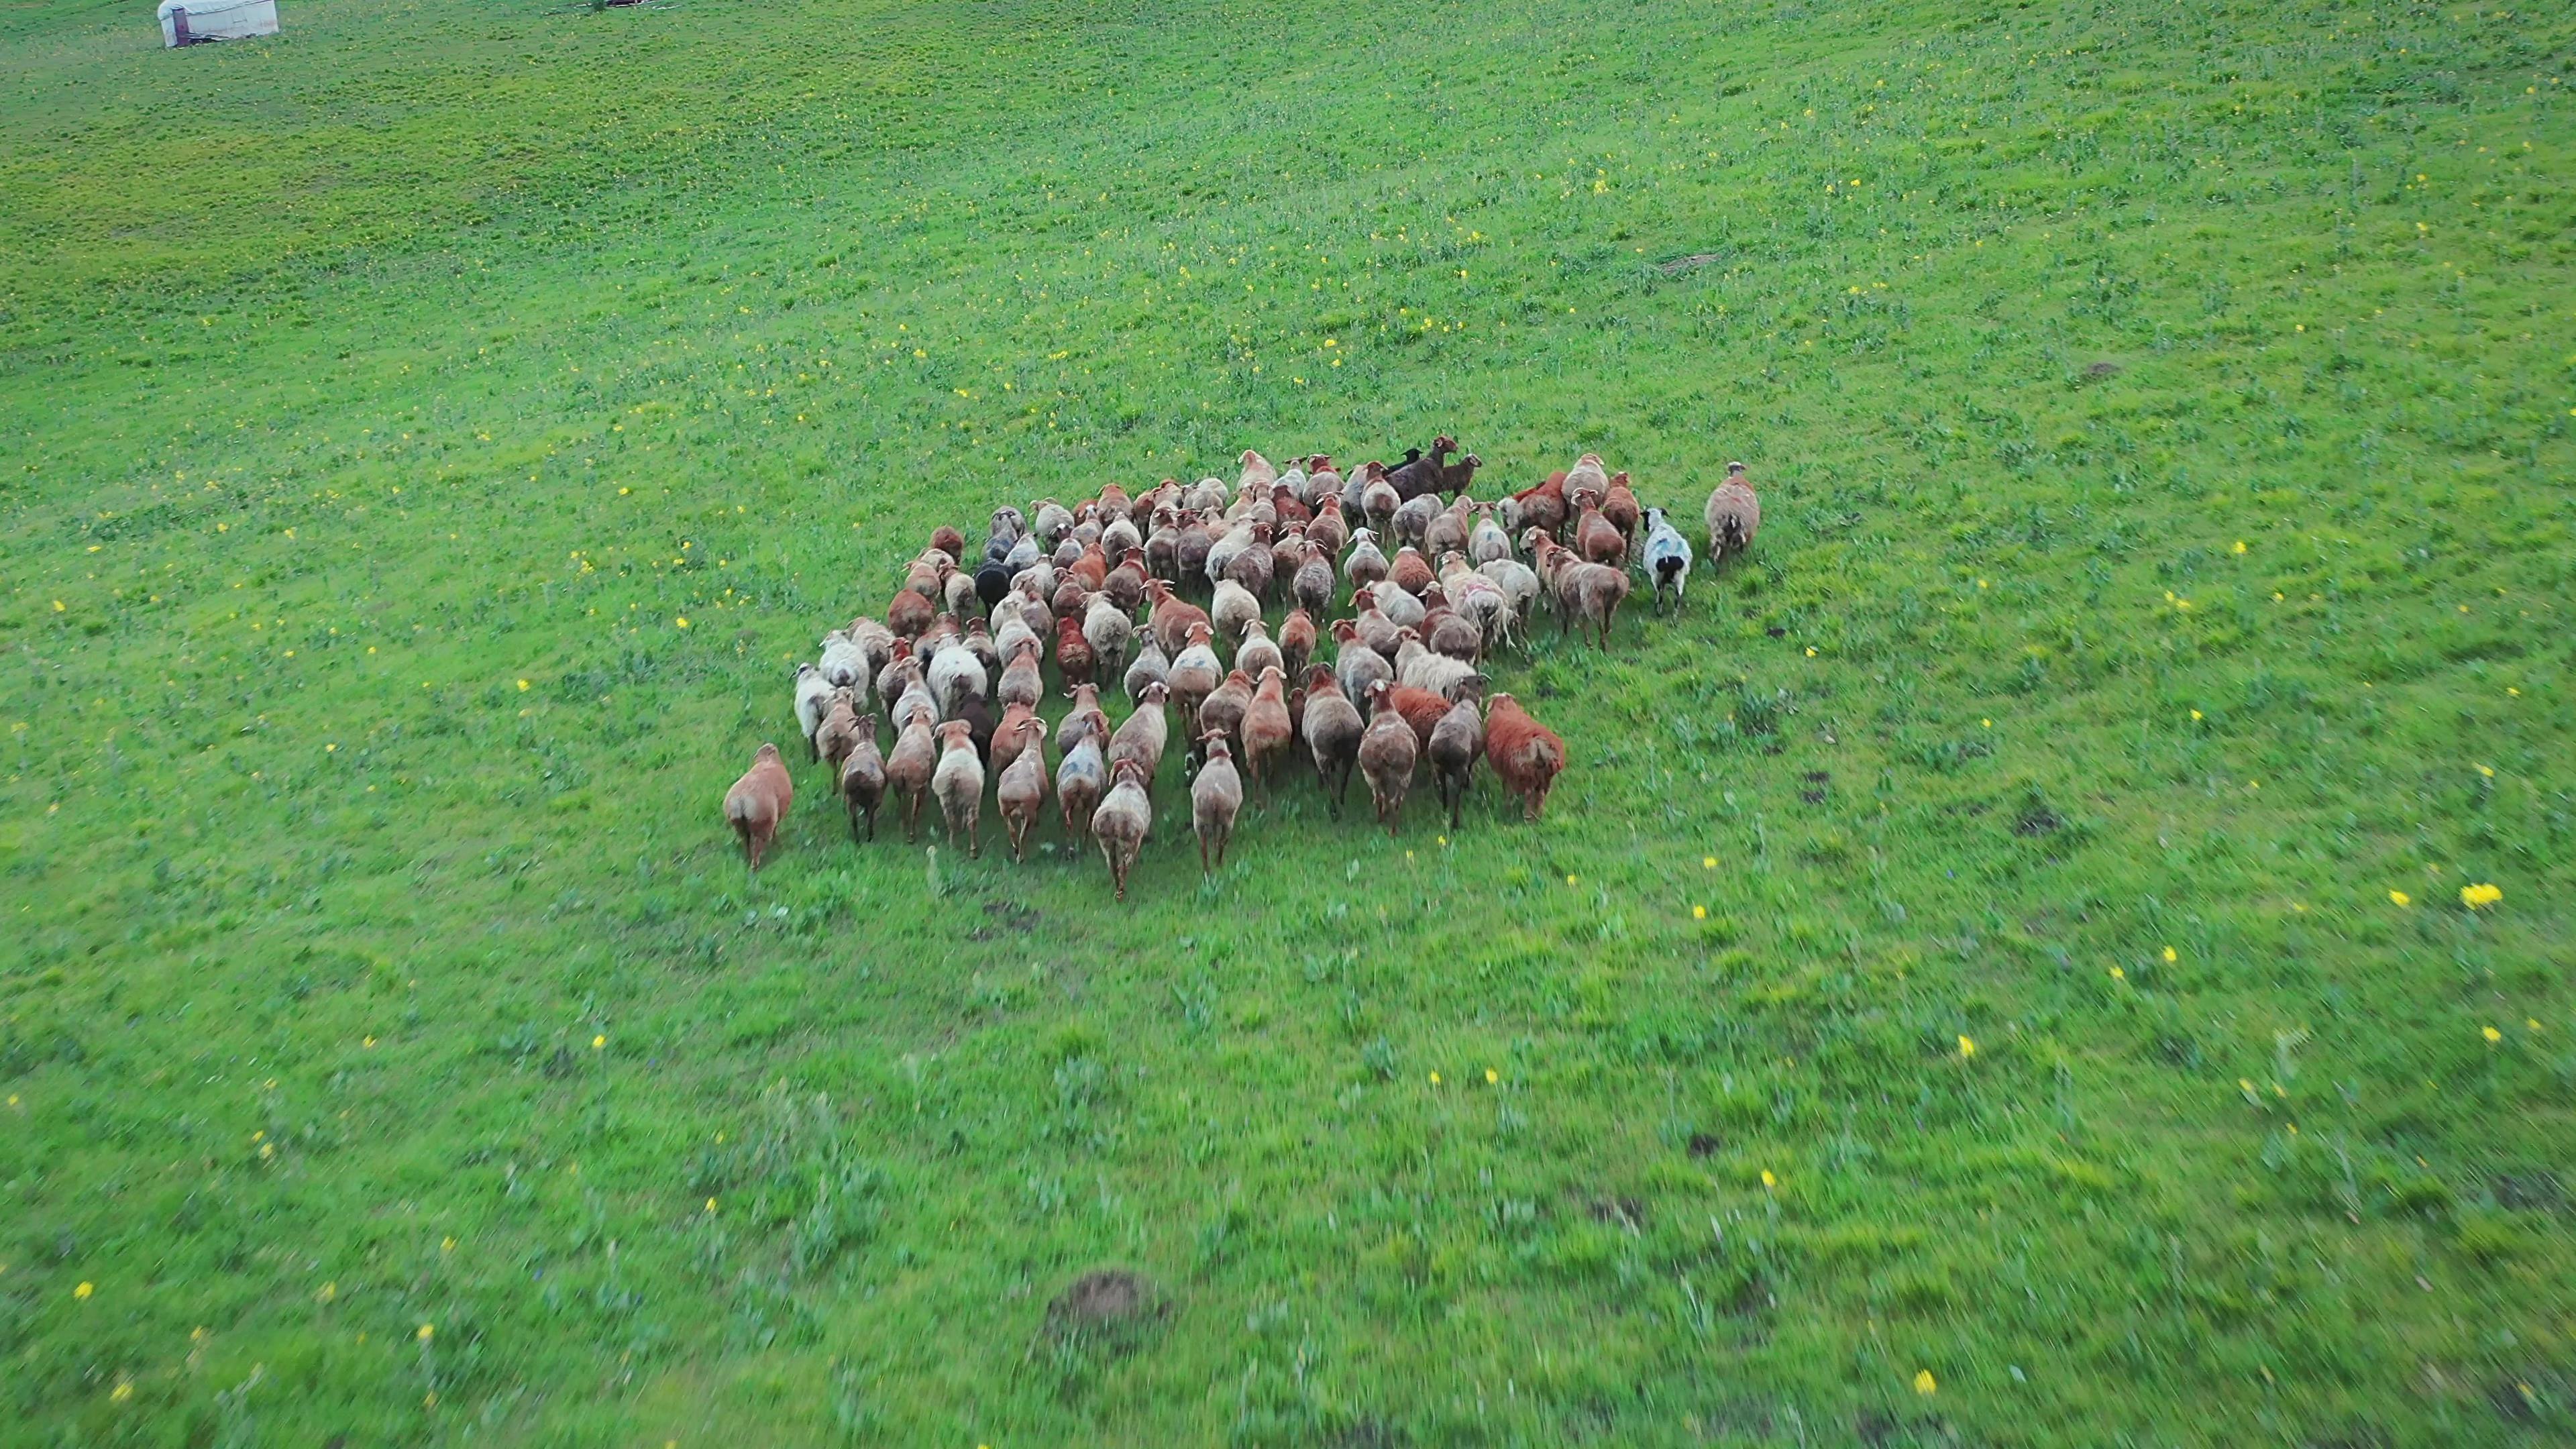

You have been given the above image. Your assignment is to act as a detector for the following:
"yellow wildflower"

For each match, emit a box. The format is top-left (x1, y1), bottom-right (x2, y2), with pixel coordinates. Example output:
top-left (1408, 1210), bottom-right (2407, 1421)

top-left (1914, 1370), bottom-right (1937, 1395)
top-left (2389, 890), bottom-right (2412, 907)
top-left (1957, 1036), bottom-right (1976, 1058)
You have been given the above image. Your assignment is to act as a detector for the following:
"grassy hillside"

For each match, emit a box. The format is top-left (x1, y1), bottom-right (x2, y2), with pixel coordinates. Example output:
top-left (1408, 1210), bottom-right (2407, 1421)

top-left (3, 0), bottom-right (2572, 1440)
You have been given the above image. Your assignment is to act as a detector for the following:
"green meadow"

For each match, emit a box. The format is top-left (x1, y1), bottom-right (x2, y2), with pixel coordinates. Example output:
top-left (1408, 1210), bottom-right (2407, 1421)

top-left (3, 0), bottom-right (2572, 1440)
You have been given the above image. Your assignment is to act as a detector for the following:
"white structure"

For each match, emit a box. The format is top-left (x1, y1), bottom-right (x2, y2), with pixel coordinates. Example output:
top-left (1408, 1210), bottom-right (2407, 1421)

top-left (159, 0), bottom-right (278, 46)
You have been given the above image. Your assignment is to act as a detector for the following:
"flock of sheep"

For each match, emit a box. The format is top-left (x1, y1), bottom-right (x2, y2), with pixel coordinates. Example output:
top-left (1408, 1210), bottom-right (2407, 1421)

top-left (722, 440), bottom-right (1762, 898)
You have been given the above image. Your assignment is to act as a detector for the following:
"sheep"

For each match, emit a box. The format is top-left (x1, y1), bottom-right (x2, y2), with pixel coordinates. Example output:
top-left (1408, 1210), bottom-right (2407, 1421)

top-left (1067, 540), bottom-right (1110, 593)
top-left (1079, 591), bottom-right (1131, 682)
top-left (1191, 733), bottom-right (1245, 873)
top-left (1223, 522), bottom-right (1276, 600)
top-left (1422, 496), bottom-right (1473, 559)
top-left (1108, 681), bottom-right (1171, 790)
top-left (1104, 549), bottom-right (1149, 615)
top-left (885, 713), bottom-right (938, 842)
top-left (794, 663), bottom-right (835, 761)
top-left (1500, 471), bottom-right (1569, 541)
top-left (1093, 481), bottom-right (1132, 525)
top-left (1421, 600), bottom-right (1484, 663)
top-left (993, 700), bottom-right (1043, 779)
top-left (1343, 529), bottom-right (1390, 594)
top-left (994, 608), bottom-right (1043, 668)
top-left (1358, 680), bottom-right (1419, 835)
top-left (974, 558), bottom-right (1014, 616)
top-left (1475, 557), bottom-right (1542, 647)
top-left (1101, 514), bottom-right (1143, 563)
top-left (1055, 615), bottom-right (1097, 686)
top-left (1032, 498), bottom-right (1074, 546)
top-left (819, 630), bottom-right (871, 688)
top-left (930, 524), bottom-right (969, 561)
top-left (1174, 514), bottom-right (1216, 584)
top-left (926, 642), bottom-right (986, 719)
top-left (1238, 448), bottom-right (1279, 498)
top-left (1388, 545), bottom-right (1436, 598)
top-left (1351, 598), bottom-right (1405, 662)
top-left (1468, 506), bottom-right (1513, 566)
top-left (1057, 732), bottom-right (1107, 841)
top-left (1359, 467), bottom-right (1401, 535)
top-left (1483, 693), bottom-right (1566, 820)
top-left (1196, 667), bottom-right (1253, 763)
top-left (1145, 579), bottom-right (1212, 659)
top-left (1236, 619), bottom-right (1283, 683)
top-left (997, 639), bottom-right (1044, 711)
top-left (931, 720), bottom-right (984, 857)
top-left (1331, 619), bottom-right (1393, 706)
top-left (1601, 472), bottom-right (1642, 550)
top-left (1428, 694), bottom-right (1485, 830)
top-left (1385, 683), bottom-right (1456, 750)
top-left (1362, 579), bottom-right (1426, 631)
top-left (995, 715), bottom-right (1051, 862)
top-left (722, 743), bottom-right (794, 869)
top-left (1301, 665), bottom-right (1365, 816)
top-left (1240, 666), bottom-right (1293, 797)
top-left (1307, 494), bottom-right (1349, 559)
top-left (1144, 509), bottom-right (1182, 580)
top-left (1123, 633), bottom-right (1171, 706)
top-left (838, 718), bottom-right (885, 842)
top-left (1525, 531), bottom-right (1629, 648)
top-left (1091, 758), bottom-right (1155, 901)
top-left (1704, 460), bottom-right (1761, 560)
top-left (1005, 533), bottom-right (1044, 577)
top-left (1574, 504), bottom-right (1627, 569)
top-left (1303, 457), bottom-right (1342, 509)
top-left (1393, 492), bottom-right (1444, 550)
top-left (1640, 506), bottom-right (1694, 612)
top-left (1291, 540), bottom-right (1336, 619)
top-left (892, 669), bottom-right (939, 739)
top-left (1210, 579), bottom-right (1263, 653)
top-left (1203, 517), bottom-right (1258, 591)
top-left (941, 565), bottom-right (980, 619)
top-left (1397, 642), bottom-right (1485, 700)
top-left (1436, 553), bottom-right (1511, 651)
top-left (887, 585), bottom-right (934, 639)
top-left (1055, 682), bottom-right (1110, 759)
top-left (1165, 623), bottom-right (1222, 731)
top-left (1278, 608), bottom-right (1318, 681)
top-left (815, 688), bottom-right (864, 773)
top-left (875, 646), bottom-right (919, 722)
top-left (1564, 453), bottom-right (1611, 512)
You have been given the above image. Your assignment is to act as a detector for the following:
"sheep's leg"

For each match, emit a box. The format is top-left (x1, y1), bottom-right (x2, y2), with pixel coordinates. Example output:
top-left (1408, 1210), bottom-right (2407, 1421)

top-left (965, 808), bottom-right (980, 859)
top-left (847, 797), bottom-right (863, 844)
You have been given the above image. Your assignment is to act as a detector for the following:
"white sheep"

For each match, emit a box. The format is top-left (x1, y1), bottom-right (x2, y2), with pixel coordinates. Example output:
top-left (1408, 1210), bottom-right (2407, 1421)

top-left (793, 663), bottom-right (836, 761)
top-left (1640, 506), bottom-right (1694, 613)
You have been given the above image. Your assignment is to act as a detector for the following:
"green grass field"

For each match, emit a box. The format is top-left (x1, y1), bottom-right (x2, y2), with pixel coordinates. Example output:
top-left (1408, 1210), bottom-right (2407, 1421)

top-left (4, 0), bottom-right (2573, 1440)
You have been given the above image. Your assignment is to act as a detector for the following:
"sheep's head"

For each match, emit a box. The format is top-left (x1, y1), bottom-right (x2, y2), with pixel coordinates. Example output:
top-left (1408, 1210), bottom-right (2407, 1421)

top-left (754, 742), bottom-right (783, 762)
top-left (1139, 682), bottom-right (1171, 705)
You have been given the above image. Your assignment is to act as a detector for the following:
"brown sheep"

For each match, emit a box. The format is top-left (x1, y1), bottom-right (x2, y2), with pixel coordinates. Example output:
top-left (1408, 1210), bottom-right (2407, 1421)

top-left (838, 719), bottom-right (885, 842)
top-left (1602, 471), bottom-right (1642, 548)
top-left (1358, 680), bottom-right (1419, 835)
top-left (722, 743), bottom-right (794, 869)
top-left (1195, 667), bottom-right (1254, 762)
top-left (995, 716), bottom-right (1051, 862)
top-left (1091, 757), bottom-right (1155, 901)
top-left (992, 700), bottom-right (1043, 780)
top-left (1503, 471), bottom-right (1568, 539)
top-left (931, 719), bottom-right (984, 857)
top-left (1055, 615), bottom-right (1096, 686)
top-left (814, 688), bottom-right (863, 773)
top-left (1191, 733), bottom-right (1244, 873)
top-left (885, 713), bottom-right (937, 843)
top-left (1389, 545), bottom-right (1436, 598)
top-left (1145, 579), bottom-right (1213, 659)
top-left (1302, 666), bottom-right (1365, 817)
top-left (1279, 607), bottom-right (1317, 681)
top-left (1483, 693), bottom-right (1566, 821)
top-left (1240, 665), bottom-right (1293, 796)
top-left (887, 586), bottom-right (934, 640)
top-left (1705, 461), bottom-right (1761, 559)
top-left (1574, 504), bottom-right (1627, 569)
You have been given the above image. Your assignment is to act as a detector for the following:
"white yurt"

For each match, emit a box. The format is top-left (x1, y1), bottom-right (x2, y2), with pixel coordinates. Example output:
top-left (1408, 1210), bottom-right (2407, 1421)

top-left (159, 0), bottom-right (278, 46)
